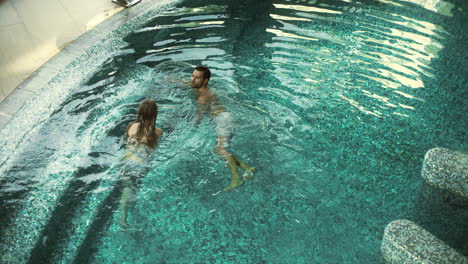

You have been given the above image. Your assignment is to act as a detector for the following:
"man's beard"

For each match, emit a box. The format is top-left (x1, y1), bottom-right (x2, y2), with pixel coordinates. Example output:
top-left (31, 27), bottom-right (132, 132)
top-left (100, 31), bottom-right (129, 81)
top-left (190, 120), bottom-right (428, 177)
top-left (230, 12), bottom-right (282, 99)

top-left (191, 82), bottom-right (202, 89)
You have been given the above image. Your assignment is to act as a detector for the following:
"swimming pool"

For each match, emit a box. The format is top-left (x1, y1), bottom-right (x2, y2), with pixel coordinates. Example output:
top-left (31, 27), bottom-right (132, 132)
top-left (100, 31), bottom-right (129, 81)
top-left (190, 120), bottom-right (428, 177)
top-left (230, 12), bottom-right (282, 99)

top-left (1, 0), bottom-right (467, 263)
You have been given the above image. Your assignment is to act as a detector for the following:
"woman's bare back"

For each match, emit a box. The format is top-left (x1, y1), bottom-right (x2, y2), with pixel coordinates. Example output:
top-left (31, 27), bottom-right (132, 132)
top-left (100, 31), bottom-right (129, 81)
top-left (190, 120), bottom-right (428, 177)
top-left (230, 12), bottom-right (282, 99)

top-left (127, 122), bottom-right (162, 146)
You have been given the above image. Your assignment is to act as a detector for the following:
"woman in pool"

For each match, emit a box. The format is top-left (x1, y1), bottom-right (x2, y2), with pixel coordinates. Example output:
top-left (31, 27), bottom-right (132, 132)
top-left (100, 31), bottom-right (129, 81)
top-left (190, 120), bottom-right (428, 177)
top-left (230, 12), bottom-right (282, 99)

top-left (119, 99), bottom-right (162, 229)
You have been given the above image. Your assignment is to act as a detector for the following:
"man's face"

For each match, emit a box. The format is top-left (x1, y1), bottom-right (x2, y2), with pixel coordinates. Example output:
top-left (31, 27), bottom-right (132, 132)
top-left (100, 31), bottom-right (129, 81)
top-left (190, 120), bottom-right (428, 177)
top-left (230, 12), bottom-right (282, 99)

top-left (190, 70), bottom-right (207, 89)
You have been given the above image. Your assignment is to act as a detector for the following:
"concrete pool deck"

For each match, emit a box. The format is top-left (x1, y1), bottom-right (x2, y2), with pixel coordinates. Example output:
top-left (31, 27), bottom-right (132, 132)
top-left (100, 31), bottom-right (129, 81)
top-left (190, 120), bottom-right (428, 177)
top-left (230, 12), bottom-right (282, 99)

top-left (0, 0), bottom-right (163, 131)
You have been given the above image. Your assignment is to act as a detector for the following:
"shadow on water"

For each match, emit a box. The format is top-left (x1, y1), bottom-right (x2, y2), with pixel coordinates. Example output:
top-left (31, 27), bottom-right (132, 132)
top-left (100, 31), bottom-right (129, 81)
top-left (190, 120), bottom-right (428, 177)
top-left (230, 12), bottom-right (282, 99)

top-left (0, 59), bottom-right (151, 263)
top-left (0, 74), bottom-right (124, 238)
top-left (27, 160), bottom-right (110, 263)
top-left (409, 0), bottom-right (468, 255)
top-left (71, 183), bottom-right (125, 264)
top-left (0, 147), bottom-right (56, 235)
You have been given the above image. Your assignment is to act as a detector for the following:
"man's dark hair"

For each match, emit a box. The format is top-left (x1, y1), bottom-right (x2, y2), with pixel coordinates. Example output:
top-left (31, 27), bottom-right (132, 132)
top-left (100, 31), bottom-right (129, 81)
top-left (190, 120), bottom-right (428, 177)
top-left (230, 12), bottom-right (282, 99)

top-left (195, 65), bottom-right (211, 81)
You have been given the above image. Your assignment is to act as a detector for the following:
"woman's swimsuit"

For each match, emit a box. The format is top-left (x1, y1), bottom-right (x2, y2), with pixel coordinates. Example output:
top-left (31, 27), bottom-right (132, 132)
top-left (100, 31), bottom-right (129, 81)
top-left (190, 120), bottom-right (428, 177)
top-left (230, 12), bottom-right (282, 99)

top-left (119, 136), bottom-right (153, 190)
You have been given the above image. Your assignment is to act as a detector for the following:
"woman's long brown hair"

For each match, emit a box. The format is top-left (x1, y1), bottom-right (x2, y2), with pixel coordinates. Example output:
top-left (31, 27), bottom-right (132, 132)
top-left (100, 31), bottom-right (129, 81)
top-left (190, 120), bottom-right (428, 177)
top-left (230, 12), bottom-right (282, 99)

top-left (127, 99), bottom-right (158, 147)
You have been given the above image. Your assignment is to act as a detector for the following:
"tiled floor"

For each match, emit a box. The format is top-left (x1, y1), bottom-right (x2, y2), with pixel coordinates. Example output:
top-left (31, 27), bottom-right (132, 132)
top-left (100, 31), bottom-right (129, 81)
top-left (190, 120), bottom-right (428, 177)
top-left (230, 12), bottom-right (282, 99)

top-left (0, 0), bottom-right (162, 131)
top-left (0, 0), bottom-right (124, 103)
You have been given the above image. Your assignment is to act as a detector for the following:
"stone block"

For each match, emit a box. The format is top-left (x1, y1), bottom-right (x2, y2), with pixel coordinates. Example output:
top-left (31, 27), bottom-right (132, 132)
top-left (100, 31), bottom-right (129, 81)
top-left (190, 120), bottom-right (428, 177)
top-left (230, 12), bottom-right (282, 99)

top-left (422, 148), bottom-right (468, 199)
top-left (381, 220), bottom-right (467, 264)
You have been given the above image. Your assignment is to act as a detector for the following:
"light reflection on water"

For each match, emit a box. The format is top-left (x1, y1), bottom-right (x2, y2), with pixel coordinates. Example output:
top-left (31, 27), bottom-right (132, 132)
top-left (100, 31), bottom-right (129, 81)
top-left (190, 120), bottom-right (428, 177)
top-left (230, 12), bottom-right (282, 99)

top-left (0, 0), bottom-right (466, 263)
top-left (382, 0), bottom-right (456, 17)
top-left (268, 1), bottom-right (445, 118)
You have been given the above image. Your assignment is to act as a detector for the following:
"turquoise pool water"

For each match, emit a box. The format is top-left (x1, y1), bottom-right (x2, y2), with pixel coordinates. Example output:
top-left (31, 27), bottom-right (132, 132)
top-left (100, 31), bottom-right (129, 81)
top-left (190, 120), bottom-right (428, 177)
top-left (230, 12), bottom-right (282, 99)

top-left (1, 0), bottom-right (467, 263)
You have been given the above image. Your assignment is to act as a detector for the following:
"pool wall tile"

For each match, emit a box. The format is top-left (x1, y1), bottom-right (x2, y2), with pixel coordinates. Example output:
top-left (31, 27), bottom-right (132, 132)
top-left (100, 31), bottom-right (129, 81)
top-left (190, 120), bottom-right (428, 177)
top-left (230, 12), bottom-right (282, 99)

top-left (0, 114), bottom-right (9, 129)
top-left (0, 88), bottom-right (34, 117)
top-left (16, 66), bottom-right (59, 93)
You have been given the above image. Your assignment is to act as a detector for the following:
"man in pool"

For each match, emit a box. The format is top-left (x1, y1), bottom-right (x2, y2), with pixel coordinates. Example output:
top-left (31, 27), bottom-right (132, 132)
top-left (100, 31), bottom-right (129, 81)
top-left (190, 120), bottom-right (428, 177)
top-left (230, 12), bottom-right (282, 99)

top-left (190, 65), bottom-right (255, 191)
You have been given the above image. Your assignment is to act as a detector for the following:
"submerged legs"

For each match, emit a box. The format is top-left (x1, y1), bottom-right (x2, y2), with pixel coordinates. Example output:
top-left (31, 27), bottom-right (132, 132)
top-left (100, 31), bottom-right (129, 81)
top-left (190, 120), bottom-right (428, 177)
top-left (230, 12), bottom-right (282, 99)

top-left (119, 186), bottom-right (132, 229)
top-left (215, 136), bottom-right (255, 191)
top-left (118, 171), bottom-right (138, 230)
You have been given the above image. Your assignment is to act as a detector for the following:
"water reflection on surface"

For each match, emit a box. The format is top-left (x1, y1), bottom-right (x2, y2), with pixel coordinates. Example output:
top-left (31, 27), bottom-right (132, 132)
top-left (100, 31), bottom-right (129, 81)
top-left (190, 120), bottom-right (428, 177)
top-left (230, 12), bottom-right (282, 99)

top-left (382, 0), bottom-right (455, 16)
top-left (1, 0), bottom-right (466, 263)
top-left (268, 1), bottom-right (446, 118)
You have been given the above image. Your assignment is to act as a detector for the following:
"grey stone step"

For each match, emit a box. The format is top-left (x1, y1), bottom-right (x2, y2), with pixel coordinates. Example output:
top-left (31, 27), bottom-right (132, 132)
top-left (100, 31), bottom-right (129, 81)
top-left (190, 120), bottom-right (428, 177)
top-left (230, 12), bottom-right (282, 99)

top-left (381, 219), bottom-right (467, 264)
top-left (422, 148), bottom-right (468, 199)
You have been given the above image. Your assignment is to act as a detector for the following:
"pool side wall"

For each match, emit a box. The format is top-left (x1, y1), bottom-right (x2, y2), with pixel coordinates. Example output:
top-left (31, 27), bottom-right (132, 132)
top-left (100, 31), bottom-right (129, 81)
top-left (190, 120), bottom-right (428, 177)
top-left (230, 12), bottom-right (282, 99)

top-left (0, 0), bottom-right (125, 105)
top-left (0, 1), bottom-right (181, 263)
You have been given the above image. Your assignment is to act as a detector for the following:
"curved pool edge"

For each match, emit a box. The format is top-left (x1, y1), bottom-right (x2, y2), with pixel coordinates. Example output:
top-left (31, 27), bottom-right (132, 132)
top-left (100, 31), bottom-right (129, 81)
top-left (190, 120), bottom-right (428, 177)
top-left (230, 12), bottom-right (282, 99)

top-left (0, 0), bottom-right (174, 131)
top-left (0, 1), bottom-right (182, 263)
top-left (0, 0), bottom-right (181, 169)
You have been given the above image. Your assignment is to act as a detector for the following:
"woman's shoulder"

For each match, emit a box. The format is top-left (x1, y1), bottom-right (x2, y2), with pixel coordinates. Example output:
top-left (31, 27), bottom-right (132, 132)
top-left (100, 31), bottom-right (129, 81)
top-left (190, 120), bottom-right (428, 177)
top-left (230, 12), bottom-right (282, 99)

top-left (155, 127), bottom-right (163, 138)
top-left (127, 122), bottom-right (140, 137)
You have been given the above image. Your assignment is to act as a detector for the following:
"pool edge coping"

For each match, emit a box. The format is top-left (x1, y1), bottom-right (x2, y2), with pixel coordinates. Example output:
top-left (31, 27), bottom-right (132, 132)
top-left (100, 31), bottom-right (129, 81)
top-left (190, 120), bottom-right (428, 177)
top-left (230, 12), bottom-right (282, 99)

top-left (0, 0), bottom-right (185, 262)
top-left (0, 0), bottom-right (182, 167)
top-left (0, 0), bottom-right (178, 133)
